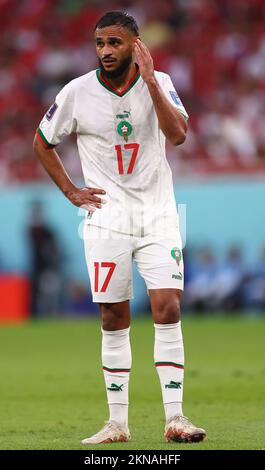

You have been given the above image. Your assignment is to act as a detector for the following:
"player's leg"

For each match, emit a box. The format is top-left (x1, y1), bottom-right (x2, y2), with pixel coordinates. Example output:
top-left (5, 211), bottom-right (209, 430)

top-left (149, 288), bottom-right (186, 425)
top-left (81, 300), bottom-right (132, 445)
top-left (99, 301), bottom-right (131, 433)
top-left (81, 225), bottom-right (133, 444)
top-left (149, 288), bottom-right (205, 442)
top-left (134, 234), bottom-right (206, 443)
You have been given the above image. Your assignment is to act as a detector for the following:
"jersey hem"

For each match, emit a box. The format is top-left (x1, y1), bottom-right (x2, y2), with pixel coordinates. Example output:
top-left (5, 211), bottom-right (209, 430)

top-left (177, 109), bottom-right (189, 121)
top-left (147, 285), bottom-right (184, 291)
top-left (36, 128), bottom-right (56, 149)
top-left (92, 295), bottom-right (134, 303)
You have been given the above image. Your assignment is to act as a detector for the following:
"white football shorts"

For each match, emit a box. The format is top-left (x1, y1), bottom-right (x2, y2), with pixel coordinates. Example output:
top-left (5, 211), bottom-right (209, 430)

top-left (83, 224), bottom-right (184, 303)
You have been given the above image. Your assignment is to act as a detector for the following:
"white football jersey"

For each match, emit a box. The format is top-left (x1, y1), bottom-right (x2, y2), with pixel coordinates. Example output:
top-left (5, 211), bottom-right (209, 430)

top-left (38, 67), bottom-right (188, 236)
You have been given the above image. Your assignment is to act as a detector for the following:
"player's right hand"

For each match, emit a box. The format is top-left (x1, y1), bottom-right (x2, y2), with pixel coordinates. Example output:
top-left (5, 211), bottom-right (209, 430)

top-left (66, 187), bottom-right (107, 211)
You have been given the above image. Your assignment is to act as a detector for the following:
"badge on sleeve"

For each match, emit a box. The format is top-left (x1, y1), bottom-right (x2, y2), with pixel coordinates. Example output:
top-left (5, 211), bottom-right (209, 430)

top-left (46, 102), bottom-right (58, 121)
top-left (169, 91), bottom-right (183, 107)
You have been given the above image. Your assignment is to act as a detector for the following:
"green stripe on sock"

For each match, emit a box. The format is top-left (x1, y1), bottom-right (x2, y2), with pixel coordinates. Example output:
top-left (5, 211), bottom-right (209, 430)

top-left (103, 366), bottom-right (130, 373)
top-left (155, 362), bottom-right (184, 369)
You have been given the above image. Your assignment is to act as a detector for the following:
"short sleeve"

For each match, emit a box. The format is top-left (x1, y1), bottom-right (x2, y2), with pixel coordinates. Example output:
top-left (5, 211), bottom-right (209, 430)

top-left (36, 83), bottom-right (76, 148)
top-left (160, 73), bottom-right (189, 121)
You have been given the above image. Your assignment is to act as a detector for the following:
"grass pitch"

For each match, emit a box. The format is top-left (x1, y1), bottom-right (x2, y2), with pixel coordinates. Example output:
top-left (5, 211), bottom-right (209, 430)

top-left (0, 315), bottom-right (264, 450)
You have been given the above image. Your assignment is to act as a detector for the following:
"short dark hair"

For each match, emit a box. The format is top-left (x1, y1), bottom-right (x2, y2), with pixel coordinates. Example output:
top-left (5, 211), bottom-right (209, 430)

top-left (94, 11), bottom-right (139, 36)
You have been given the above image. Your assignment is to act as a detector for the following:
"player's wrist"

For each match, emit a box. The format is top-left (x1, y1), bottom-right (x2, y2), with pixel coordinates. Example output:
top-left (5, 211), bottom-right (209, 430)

top-left (63, 184), bottom-right (78, 199)
top-left (145, 74), bottom-right (157, 87)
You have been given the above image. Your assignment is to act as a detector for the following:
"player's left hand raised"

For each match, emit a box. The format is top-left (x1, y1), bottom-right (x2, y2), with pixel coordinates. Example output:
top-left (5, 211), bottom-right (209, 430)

top-left (134, 39), bottom-right (154, 84)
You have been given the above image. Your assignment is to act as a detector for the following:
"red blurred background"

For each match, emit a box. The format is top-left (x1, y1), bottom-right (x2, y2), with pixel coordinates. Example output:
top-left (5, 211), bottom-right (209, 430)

top-left (1, 0), bottom-right (265, 184)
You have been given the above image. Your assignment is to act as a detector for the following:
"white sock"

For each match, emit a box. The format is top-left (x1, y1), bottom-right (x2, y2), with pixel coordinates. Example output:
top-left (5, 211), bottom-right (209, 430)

top-left (154, 322), bottom-right (184, 422)
top-left (102, 327), bottom-right (131, 428)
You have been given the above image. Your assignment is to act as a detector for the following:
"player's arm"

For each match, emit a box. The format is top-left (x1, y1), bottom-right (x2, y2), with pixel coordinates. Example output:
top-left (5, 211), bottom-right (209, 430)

top-left (134, 39), bottom-right (187, 146)
top-left (33, 134), bottom-right (105, 210)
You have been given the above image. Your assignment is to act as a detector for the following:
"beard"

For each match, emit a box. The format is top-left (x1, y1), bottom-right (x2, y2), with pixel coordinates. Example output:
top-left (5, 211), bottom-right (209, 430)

top-left (99, 54), bottom-right (133, 79)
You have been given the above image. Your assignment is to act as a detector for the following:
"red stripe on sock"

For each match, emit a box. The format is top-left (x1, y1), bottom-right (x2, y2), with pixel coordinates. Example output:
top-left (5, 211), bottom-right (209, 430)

top-left (155, 362), bottom-right (184, 369)
top-left (102, 367), bottom-right (130, 373)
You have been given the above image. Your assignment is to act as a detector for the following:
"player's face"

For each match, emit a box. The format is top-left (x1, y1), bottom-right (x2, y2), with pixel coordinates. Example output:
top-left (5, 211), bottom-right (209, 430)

top-left (95, 25), bottom-right (137, 79)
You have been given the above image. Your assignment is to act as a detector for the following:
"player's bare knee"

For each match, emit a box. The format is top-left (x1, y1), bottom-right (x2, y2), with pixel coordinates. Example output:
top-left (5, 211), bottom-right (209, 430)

top-left (102, 316), bottom-right (124, 331)
top-left (101, 312), bottom-right (118, 330)
top-left (100, 304), bottom-right (129, 331)
top-left (156, 298), bottom-right (181, 324)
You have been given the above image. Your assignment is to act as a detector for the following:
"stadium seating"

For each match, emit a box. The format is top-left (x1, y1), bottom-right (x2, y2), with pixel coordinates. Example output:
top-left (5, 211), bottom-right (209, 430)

top-left (0, 0), bottom-right (265, 183)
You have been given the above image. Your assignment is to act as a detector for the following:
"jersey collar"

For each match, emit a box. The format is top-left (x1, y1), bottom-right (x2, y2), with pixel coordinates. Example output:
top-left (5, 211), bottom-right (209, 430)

top-left (96, 65), bottom-right (141, 97)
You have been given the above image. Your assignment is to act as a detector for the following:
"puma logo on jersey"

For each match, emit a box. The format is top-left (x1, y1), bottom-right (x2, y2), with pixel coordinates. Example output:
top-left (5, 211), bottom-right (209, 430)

top-left (172, 273), bottom-right (183, 280)
top-left (165, 381), bottom-right (182, 389)
top-left (107, 383), bottom-right (124, 392)
top-left (116, 110), bottom-right (131, 119)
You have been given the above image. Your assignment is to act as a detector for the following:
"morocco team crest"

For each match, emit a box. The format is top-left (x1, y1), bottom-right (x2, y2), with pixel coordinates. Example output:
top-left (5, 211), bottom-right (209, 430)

top-left (117, 120), bottom-right (132, 142)
top-left (171, 247), bottom-right (182, 266)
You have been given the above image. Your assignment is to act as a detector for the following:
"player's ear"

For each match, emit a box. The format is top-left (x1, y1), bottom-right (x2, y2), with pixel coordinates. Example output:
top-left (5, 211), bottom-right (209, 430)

top-left (132, 37), bottom-right (140, 51)
top-left (132, 41), bottom-right (138, 64)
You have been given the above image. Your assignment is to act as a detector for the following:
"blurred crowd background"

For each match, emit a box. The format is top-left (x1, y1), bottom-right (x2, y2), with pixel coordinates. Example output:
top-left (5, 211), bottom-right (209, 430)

top-left (1, 0), bottom-right (265, 321)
